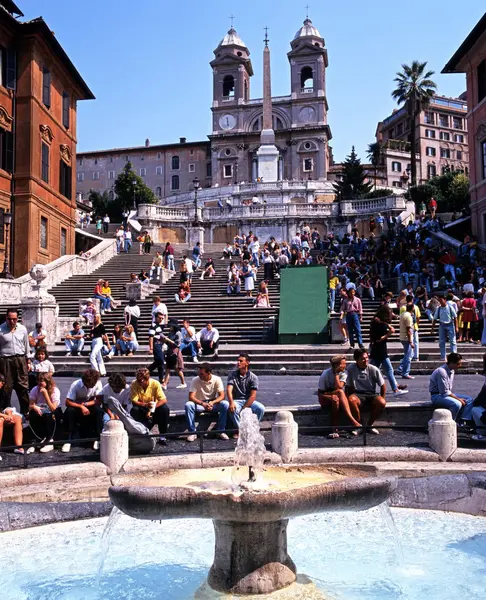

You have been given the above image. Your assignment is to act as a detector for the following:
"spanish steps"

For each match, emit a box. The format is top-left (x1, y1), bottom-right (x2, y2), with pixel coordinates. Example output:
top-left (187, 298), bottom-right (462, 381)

top-left (41, 241), bottom-right (484, 377)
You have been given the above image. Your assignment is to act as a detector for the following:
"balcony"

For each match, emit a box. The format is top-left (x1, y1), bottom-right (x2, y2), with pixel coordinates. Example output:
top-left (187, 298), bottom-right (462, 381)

top-left (301, 87), bottom-right (314, 94)
top-left (221, 96), bottom-right (234, 102)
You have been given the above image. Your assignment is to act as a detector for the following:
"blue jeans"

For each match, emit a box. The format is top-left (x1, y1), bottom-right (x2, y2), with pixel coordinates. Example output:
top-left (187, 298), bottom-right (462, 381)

top-left (93, 294), bottom-right (110, 311)
top-left (252, 252), bottom-right (260, 268)
top-left (124, 239), bottom-right (132, 252)
top-left (412, 329), bottom-right (419, 360)
top-left (330, 288), bottom-right (336, 311)
top-left (345, 312), bottom-right (362, 347)
top-left (229, 399), bottom-right (265, 428)
top-left (371, 357), bottom-right (398, 391)
top-left (399, 341), bottom-right (412, 377)
top-left (431, 394), bottom-right (474, 421)
top-left (181, 340), bottom-right (197, 357)
top-left (439, 323), bottom-right (457, 360)
top-left (192, 254), bottom-right (201, 268)
top-left (185, 400), bottom-right (230, 433)
top-left (118, 339), bottom-right (139, 354)
top-left (65, 339), bottom-right (85, 354)
top-left (166, 255), bottom-right (175, 271)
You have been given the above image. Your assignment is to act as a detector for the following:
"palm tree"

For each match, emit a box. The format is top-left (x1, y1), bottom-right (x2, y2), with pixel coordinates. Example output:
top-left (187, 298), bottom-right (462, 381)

top-left (392, 61), bottom-right (437, 187)
top-left (367, 142), bottom-right (382, 190)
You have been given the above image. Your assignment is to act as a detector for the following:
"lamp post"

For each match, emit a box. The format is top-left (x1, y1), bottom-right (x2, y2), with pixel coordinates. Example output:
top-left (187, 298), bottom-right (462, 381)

top-left (193, 177), bottom-right (201, 223)
top-left (1, 211), bottom-right (13, 279)
top-left (132, 179), bottom-right (137, 209)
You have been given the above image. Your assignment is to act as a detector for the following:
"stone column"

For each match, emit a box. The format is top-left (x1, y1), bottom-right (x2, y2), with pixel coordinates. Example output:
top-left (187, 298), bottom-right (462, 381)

top-left (428, 408), bottom-right (457, 461)
top-left (100, 420), bottom-right (129, 474)
top-left (20, 265), bottom-right (58, 345)
top-left (272, 411), bottom-right (298, 463)
top-left (188, 225), bottom-right (205, 250)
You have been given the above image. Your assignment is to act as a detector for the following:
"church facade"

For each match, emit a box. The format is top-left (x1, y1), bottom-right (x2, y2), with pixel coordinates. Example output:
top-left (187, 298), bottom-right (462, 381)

top-left (76, 18), bottom-right (333, 203)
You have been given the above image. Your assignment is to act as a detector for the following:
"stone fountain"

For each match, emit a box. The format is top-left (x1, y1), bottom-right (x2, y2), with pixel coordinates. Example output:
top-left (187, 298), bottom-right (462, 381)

top-left (109, 410), bottom-right (396, 598)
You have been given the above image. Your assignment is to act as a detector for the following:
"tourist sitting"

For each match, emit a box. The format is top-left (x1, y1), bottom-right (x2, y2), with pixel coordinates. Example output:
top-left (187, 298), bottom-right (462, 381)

top-left (80, 299), bottom-right (97, 326)
top-left (93, 279), bottom-right (111, 314)
top-left (471, 354), bottom-right (486, 441)
top-left (151, 295), bottom-right (168, 325)
top-left (150, 251), bottom-right (163, 281)
top-left (227, 272), bottom-right (241, 296)
top-left (197, 322), bottom-right (220, 357)
top-left (28, 373), bottom-right (62, 453)
top-left (175, 280), bottom-right (191, 304)
top-left (100, 372), bottom-right (131, 426)
top-left (185, 363), bottom-right (229, 442)
top-left (101, 280), bottom-right (119, 310)
top-left (28, 346), bottom-right (55, 390)
top-left (317, 355), bottom-right (362, 439)
top-left (129, 272), bottom-right (140, 283)
top-left (227, 354), bottom-right (264, 435)
top-left (0, 374), bottom-right (33, 456)
top-left (200, 258), bottom-right (216, 280)
top-left (429, 352), bottom-right (474, 421)
top-left (345, 348), bottom-right (387, 435)
top-left (130, 367), bottom-right (170, 445)
top-left (65, 321), bottom-right (85, 356)
top-left (139, 269), bottom-right (151, 285)
top-left (181, 318), bottom-right (199, 363)
top-left (63, 368), bottom-right (104, 453)
top-left (254, 281), bottom-right (271, 308)
top-left (222, 243), bottom-right (232, 260)
top-left (118, 325), bottom-right (139, 356)
top-left (28, 322), bottom-right (46, 355)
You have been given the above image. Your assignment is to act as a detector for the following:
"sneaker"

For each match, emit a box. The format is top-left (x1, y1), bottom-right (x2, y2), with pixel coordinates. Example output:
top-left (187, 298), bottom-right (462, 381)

top-left (159, 436), bottom-right (167, 445)
top-left (193, 356), bottom-right (199, 363)
top-left (162, 384), bottom-right (167, 390)
top-left (40, 443), bottom-right (54, 453)
top-left (186, 434), bottom-right (197, 442)
top-left (216, 433), bottom-right (229, 440)
top-left (472, 434), bottom-right (486, 441)
top-left (393, 389), bottom-right (409, 395)
top-left (26, 446), bottom-right (35, 454)
top-left (61, 443), bottom-right (71, 453)
top-left (367, 427), bottom-right (380, 435)
top-left (65, 352), bottom-right (72, 357)
top-left (401, 375), bottom-right (415, 380)
top-left (340, 339), bottom-right (349, 346)
top-left (93, 441), bottom-right (100, 451)
top-left (13, 448), bottom-right (24, 455)
top-left (176, 383), bottom-right (187, 389)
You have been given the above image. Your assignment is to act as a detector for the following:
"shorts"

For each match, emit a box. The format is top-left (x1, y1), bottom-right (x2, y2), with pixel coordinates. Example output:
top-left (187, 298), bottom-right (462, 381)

top-left (353, 393), bottom-right (379, 406)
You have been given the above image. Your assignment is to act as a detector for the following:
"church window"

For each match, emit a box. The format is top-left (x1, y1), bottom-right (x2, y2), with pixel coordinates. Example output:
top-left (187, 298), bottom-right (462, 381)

top-left (273, 116), bottom-right (284, 130)
top-left (300, 66), bottom-right (313, 91)
top-left (171, 155), bottom-right (180, 170)
top-left (303, 158), bottom-right (313, 172)
top-left (225, 148), bottom-right (231, 156)
top-left (252, 118), bottom-right (261, 132)
top-left (171, 175), bottom-right (179, 190)
top-left (304, 142), bottom-right (312, 150)
top-left (237, 51), bottom-right (242, 57)
top-left (223, 75), bottom-right (235, 98)
top-left (223, 164), bottom-right (233, 178)
top-left (155, 186), bottom-right (162, 198)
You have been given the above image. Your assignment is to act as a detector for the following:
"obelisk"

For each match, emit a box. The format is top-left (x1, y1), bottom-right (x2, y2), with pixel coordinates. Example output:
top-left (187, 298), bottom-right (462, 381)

top-left (256, 28), bottom-right (279, 182)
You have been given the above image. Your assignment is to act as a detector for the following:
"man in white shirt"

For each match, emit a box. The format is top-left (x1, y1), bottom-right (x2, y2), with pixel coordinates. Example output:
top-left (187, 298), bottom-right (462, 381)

top-left (0, 308), bottom-right (30, 415)
top-left (151, 296), bottom-right (168, 325)
top-left (431, 295), bottom-right (458, 361)
top-left (185, 363), bottom-right (229, 442)
top-left (63, 368), bottom-right (104, 453)
top-left (124, 228), bottom-right (132, 253)
top-left (183, 254), bottom-right (194, 281)
top-left (103, 214), bottom-right (110, 234)
top-left (181, 318), bottom-right (198, 363)
top-left (197, 322), bottom-right (220, 357)
top-left (115, 226), bottom-right (125, 253)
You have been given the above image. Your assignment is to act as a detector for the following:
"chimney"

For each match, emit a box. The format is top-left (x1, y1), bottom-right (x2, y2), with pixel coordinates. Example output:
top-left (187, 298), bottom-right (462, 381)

top-left (145, 138), bottom-right (150, 147)
top-left (180, 137), bottom-right (187, 144)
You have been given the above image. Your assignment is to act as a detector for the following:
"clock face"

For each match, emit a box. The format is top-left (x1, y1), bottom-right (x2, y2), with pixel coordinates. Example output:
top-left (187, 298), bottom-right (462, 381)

top-left (219, 114), bottom-right (237, 131)
top-left (299, 106), bottom-right (316, 123)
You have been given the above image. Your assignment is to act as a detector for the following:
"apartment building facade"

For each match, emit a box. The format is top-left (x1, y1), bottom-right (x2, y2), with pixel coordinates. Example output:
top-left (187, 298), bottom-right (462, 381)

top-left (376, 95), bottom-right (469, 189)
top-left (443, 12), bottom-right (486, 242)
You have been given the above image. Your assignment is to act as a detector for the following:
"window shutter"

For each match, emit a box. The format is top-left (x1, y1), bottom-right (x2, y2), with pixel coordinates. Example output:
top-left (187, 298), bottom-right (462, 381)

top-left (4, 130), bottom-right (13, 172)
top-left (42, 68), bottom-right (51, 107)
top-left (6, 48), bottom-right (16, 90)
top-left (62, 92), bottom-right (70, 128)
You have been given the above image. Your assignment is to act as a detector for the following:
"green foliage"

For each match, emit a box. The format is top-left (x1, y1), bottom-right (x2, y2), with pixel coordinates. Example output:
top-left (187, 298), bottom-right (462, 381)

top-left (366, 142), bottom-right (382, 167)
top-left (409, 171), bottom-right (470, 212)
top-left (114, 162), bottom-right (156, 210)
top-left (333, 146), bottom-right (373, 200)
top-left (89, 190), bottom-right (112, 218)
top-left (363, 188), bottom-right (394, 199)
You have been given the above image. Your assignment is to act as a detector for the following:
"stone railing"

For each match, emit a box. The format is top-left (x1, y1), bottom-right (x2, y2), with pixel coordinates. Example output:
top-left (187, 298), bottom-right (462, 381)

top-left (137, 204), bottom-right (190, 221)
top-left (342, 196), bottom-right (406, 215)
top-left (0, 238), bottom-right (117, 305)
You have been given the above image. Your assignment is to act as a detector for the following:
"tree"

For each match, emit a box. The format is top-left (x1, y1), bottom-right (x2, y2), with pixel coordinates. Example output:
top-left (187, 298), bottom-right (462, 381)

top-left (409, 171), bottom-right (470, 212)
top-left (366, 142), bottom-right (382, 190)
top-left (333, 146), bottom-right (373, 200)
top-left (391, 61), bottom-right (437, 187)
top-left (89, 190), bottom-right (111, 217)
top-left (114, 162), bottom-right (156, 212)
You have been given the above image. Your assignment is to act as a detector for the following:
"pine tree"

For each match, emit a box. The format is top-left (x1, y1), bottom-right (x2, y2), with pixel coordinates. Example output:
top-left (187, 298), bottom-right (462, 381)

top-left (334, 147), bottom-right (373, 199)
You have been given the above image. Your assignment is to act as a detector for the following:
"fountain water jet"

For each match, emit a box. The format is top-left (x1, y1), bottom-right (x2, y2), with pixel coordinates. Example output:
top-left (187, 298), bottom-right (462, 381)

top-left (109, 409), bottom-right (396, 596)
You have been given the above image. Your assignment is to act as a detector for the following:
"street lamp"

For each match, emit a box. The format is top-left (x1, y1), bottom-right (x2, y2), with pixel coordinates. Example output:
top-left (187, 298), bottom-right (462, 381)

top-left (193, 177), bottom-right (201, 223)
top-left (132, 179), bottom-right (137, 209)
top-left (1, 211), bottom-right (13, 279)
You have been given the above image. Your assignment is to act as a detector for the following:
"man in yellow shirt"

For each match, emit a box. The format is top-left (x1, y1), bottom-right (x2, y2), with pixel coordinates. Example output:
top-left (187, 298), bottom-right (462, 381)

top-left (329, 271), bottom-right (340, 313)
top-left (399, 294), bottom-right (420, 362)
top-left (130, 367), bottom-right (170, 444)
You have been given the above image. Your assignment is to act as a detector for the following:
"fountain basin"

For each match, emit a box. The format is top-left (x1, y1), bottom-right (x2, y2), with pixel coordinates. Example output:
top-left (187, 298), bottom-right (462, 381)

top-left (109, 466), bottom-right (396, 594)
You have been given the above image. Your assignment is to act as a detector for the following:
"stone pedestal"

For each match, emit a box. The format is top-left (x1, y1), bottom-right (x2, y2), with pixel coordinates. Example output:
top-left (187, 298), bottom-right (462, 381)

top-left (428, 408), bottom-right (457, 461)
top-left (208, 519), bottom-right (296, 595)
top-left (257, 143), bottom-right (279, 182)
top-left (100, 420), bottom-right (129, 474)
top-left (20, 264), bottom-right (58, 345)
top-left (188, 225), bottom-right (205, 250)
top-left (272, 411), bottom-right (298, 463)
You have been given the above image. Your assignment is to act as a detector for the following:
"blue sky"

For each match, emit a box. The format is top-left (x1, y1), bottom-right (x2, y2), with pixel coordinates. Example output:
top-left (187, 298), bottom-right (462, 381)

top-left (21, 0), bottom-right (485, 162)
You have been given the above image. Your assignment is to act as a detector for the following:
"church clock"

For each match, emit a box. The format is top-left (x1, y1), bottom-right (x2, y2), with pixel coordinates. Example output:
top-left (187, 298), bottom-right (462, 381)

top-left (219, 114), bottom-right (237, 130)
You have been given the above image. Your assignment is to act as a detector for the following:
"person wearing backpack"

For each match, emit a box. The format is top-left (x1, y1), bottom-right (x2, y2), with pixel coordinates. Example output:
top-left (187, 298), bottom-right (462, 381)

top-left (431, 296), bottom-right (458, 361)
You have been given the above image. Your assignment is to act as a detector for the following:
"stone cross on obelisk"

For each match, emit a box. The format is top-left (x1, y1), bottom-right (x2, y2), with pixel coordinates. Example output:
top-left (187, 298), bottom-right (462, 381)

top-left (256, 27), bottom-right (279, 182)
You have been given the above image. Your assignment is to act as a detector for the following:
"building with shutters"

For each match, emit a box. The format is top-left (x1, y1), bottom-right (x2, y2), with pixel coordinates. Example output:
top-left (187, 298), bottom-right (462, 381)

top-left (0, 0), bottom-right (94, 276)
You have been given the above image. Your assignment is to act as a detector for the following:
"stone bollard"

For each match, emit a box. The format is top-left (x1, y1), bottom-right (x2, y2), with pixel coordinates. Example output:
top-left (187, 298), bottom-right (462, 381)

top-left (428, 408), bottom-right (457, 461)
top-left (100, 420), bottom-right (129, 474)
top-left (272, 411), bottom-right (298, 463)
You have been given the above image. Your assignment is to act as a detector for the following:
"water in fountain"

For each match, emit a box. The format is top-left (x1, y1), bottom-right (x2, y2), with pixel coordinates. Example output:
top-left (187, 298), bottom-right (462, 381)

top-left (232, 408), bottom-right (267, 489)
top-left (96, 507), bottom-right (122, 587)
top-left (379, 502), bottom-right (405, 564)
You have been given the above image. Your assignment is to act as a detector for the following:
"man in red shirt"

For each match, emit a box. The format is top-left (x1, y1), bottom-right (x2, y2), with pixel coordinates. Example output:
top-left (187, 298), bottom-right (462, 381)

top-left (428, 197), bottom-right (438, 218)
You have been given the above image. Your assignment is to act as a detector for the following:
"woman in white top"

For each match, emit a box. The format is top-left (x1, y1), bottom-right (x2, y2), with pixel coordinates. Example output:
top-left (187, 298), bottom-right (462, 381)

top-left (28, 372), bottom-right (62, 453)
top-left (118, 325), bottom-right (139, 355)
top-left (29, 347), bottom-right (55, 390)
top-left (124, 299), bottom-right (141, 335)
